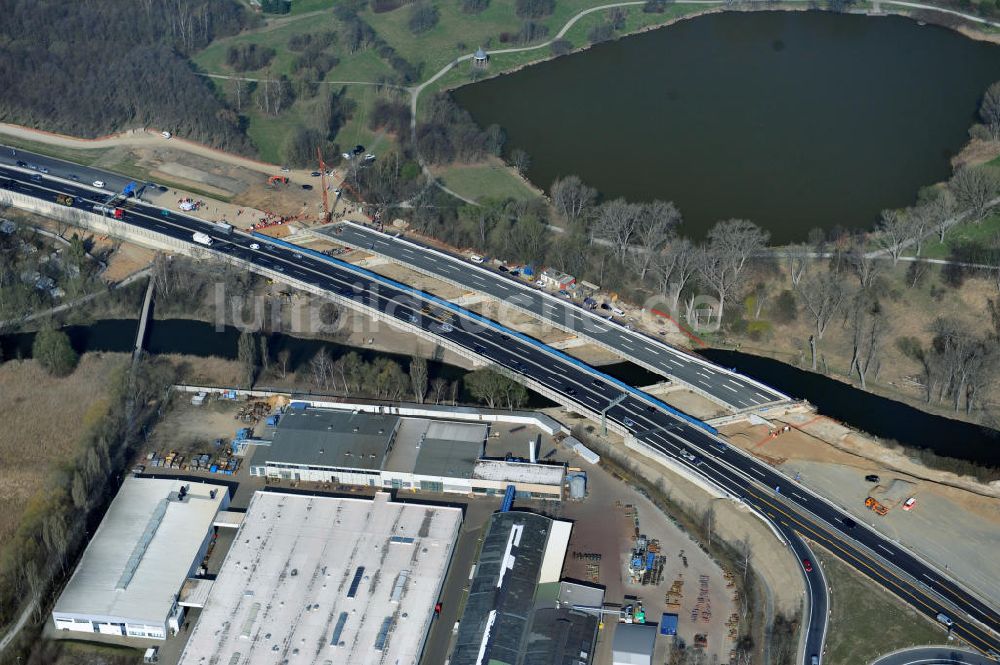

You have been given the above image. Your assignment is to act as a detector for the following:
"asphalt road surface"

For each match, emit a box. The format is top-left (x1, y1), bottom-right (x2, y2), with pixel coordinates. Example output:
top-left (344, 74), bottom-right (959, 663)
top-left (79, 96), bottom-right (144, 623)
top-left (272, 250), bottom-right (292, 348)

top-left (3, 163), bottom-right (998, 662)
top-left (322, 223), bottom-right (790, 411)
top-left (872, 646), bottom-right (998, 665)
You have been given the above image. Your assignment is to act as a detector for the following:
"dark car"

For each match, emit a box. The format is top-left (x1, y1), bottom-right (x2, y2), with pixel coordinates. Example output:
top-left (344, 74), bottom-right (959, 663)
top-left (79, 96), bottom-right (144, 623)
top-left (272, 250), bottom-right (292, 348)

top-left (591, 378), bottom-right (605, 388)
top-left (474, 343), bottom-right (487, 353)
top-left (310, 171), bottom-right (321, 177)
top-left (599, 302), bottom-right (611, 310)
top-left (29, 174), bottom-right (41, 182)
top-left (841, 517), bottom-right (857, 528)
top-left (802, 558), bottom-right (813, 573)
top-left (565, 386), bottom-right (577, 396)
top-left (510, 270), bottom-right (520, 277)
top-left (865, 474), bottom-right (880, 483)
top-left (15, 160), bottom-right (27, 167)
top-left (353, 144), bottom-right (365, 155)
top-left (498, 265), bottom-right (508, 272)
top-left (302, 184), bottom-right (314, 190)
top-left (27, 163), bottom-right (38, 170)
top-left (69, 174), bottom-right (80, 181)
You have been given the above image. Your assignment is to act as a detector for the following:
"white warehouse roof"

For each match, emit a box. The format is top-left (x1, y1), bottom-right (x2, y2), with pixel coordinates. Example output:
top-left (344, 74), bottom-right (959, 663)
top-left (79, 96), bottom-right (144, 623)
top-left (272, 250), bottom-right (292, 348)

top-left (53, 477), bottom-right (227, 627)
top-left (178, 491), bottom-right (462, 665)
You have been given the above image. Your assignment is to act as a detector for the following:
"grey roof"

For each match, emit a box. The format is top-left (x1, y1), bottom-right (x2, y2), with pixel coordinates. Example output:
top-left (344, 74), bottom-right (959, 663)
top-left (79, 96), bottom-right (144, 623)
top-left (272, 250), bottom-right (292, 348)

top-left (612, 624), bottom-right (657, 665)
top-left (53, 478), bottom-right (227, 626)
top-left (450, 512), bottom-right (598, 665)
top-left (413, 436), bottom-right (481, 477)
top-left (266, 408), bottom-right (400, 470)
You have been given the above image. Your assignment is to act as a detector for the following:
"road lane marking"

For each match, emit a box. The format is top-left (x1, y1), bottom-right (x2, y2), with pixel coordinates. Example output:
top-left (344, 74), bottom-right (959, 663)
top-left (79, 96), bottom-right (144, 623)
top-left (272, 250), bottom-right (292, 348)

top-left (750, 467), bottom-right (766, 477)
top-left (724, 384), bottom-right (738, 393)
top-left (878, 544), bottom-right (894, 555)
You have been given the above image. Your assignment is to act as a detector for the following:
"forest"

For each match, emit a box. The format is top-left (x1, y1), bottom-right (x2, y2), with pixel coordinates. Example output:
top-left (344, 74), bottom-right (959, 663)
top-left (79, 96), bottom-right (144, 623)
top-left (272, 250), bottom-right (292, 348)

top-left (0, 0), bottom-right (254, 152)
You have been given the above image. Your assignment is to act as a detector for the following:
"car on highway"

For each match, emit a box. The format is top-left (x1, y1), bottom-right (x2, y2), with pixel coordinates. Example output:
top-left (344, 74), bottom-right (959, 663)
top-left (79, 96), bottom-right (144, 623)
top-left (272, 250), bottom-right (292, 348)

top-left (68, 174), bottom-right (79, 181)
top-left (470, 254), bottom-right (484, 264)
top-left (250, 243), bottom-right (261, 250)
top-left (431, 322), bottom-right (453, 333)
top-left (622, 417), bottom-right (635, 428)
top-left (434, 602), bottom-right (442, 617)
top-left (565, 386), bottom-right (577, 396)
top-left (27, 163), bottom-right (38, 170)
top-left (802, 558), bottom-right (813, 572)
top-left (92, 180), bottom-right (105, 188)
top-left (15, 160), bottom-right (26, 167)
top-left (405, 313), bottom-right (418, 323)
top-left (935, 612), bottom-right (954, 628)
top-left (841, 517), bottom-right (857, 528)
top-left (38, 166), bottom-right (49, 174)
top-left (810, 656), bottom-right (819, 665)
top-left (680, 449), bottom-right (696, 462)
top-left (30, 174), bottom-right (41, 182)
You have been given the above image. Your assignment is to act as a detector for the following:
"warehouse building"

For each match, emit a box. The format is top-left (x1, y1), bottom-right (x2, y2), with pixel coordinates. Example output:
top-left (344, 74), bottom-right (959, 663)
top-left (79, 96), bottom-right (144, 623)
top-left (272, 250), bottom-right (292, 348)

top-left (250, 406), bottom-right (564, 499)
top-left (612, 623), bottom-right (658, 665)
top-left (51, 477), bottom-right (228, 640)
top-left (178, 491), bottom-right (462, 665)
top-left (450, 511), bottom-right (599, 665)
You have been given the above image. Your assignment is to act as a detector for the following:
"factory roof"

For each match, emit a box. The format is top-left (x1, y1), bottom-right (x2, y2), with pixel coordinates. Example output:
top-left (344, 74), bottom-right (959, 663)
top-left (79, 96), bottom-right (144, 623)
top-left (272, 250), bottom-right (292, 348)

top-left (451, 511), bottom-right (590, 665)
top-left (178, 491), bottom-right (462, 665)
top-left (473, 459), bottom-right (566, 486)
top-left (53, 478), bottom-right (227, 626)
top-left (412, 421), bottom-right (486, 478)
top-left (612, 623), bottom-right (657, 665)
top-left (265, 408), bottom-right (400, 471)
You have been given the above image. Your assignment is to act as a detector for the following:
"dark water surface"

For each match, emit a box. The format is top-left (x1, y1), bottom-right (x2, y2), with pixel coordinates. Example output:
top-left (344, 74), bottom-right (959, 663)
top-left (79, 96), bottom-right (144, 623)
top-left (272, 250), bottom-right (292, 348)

top-left (700, 348), bottom-right (1000, 466)
top-left (454, 12), bottom-right (1000, 242)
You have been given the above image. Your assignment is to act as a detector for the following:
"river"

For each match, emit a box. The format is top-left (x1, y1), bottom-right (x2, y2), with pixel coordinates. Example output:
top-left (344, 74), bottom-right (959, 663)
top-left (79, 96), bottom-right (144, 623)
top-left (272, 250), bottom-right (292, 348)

top-left (700, 348), bottom-right (1000, 466)
top-left (453, 11), bottom-right (1000, 242)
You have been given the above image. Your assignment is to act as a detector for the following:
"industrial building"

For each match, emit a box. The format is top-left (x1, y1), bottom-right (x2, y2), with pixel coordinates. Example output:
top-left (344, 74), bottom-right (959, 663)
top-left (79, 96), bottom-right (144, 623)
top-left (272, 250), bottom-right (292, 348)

top-left (612, 623), bottom-right (658, 665)
top-left (51, 477), bottom-right (229, 640)
top-left (177, 491), bottom-right (462, 665)
top-left (450, 511), bottom-right (600, 665)
top-left (249, 406), bottom-right (566, 499)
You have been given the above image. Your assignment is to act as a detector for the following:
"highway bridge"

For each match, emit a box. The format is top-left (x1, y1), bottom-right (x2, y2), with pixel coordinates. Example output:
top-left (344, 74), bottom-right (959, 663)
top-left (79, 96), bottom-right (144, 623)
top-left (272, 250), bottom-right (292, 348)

top-left (1, 160), bottom-right (997, 662)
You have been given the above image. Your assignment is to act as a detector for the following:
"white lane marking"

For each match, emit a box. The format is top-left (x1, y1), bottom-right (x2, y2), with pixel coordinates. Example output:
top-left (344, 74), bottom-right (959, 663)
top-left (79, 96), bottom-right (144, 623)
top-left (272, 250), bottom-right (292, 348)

top-left (755, 392), bottom-right (771, 400)
top-left (621, 343), bottom-right (635, 351)
top-left (750, 467), bottom-right (766, 477)
top-left (723, 384), bottom-right (738, 393)
top-left (878, 544), bottom-right (894, 555)
top-left (649, 348), bottom-right (661, 355)
top-left (922, 573), bottom-right (936, 581)
top-left (790, 492), bottom-right (808, 502)
top-left (697, 371), bottom-right (711, 379)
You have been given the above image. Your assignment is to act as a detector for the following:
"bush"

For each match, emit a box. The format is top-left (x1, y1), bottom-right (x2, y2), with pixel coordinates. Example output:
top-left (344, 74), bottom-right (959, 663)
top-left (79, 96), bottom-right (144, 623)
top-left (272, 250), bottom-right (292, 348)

top-left (32, 329), bottom-right (78, 377)
top-left (408, 3), bottom-right (440, 34)
top-left (643, 0), bottom-right (670, 12)
top-left (587, 23), bottom-right (614, 44)
top-left (550, 38), bottom-right (572, 56)
top-left (260, 0), bottom-right (291, 13)
top-left (516, 20), bottom-right (549, 44)
top-left (372, 0), bottom-right (408, 11)
top-left (369, 99), bottom-right (412, 135)
top-left (515, 0), bottom-right (555, 18)
top-left (772, 289), bottom-right (797, 324)
top-left (226, 43), bottom-right (276, 72)
top-left (461, 0), bottom-right (491, 12)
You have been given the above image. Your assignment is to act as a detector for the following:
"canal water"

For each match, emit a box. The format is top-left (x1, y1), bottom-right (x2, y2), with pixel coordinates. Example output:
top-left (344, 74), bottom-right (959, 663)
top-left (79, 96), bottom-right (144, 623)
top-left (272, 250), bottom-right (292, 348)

top-left (453, 11), bottom-right (1000, 242)
top-left (700, 348), bottom-right (1000, 466)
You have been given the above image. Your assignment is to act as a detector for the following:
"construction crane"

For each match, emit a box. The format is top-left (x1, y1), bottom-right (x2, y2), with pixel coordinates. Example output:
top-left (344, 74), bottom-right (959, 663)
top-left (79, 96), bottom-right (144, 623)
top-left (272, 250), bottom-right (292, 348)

top-left (317, 147), bottom-right (330, 223)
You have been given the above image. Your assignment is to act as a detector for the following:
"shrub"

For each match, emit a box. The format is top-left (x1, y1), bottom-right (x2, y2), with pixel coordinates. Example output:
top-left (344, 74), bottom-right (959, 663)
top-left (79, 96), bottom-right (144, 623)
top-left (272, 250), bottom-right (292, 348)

top-left (461, 0), bottom-right (491, 13)
top-left (516, 20), bottom-right (549, 44)
top-left (226, 44), bottom-right (276, 72)
top-left (772, 289), bottom-right (797, 324)
top-left (587, 23), bottom-right (614, 44)
top-left (515, 0), bottom-right (555, 18)
top-left (550, 38), bottom-right (572, 56)
top-left (408, 3), bottom-right (440, 34)
top-left (32, 329), bottom-right (78, 377)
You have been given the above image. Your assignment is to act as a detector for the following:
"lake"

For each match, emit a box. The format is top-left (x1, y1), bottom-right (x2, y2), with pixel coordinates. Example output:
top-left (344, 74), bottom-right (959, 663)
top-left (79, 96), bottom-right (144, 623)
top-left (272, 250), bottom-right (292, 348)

top-left (453, 11), bottom-right (1000, 243)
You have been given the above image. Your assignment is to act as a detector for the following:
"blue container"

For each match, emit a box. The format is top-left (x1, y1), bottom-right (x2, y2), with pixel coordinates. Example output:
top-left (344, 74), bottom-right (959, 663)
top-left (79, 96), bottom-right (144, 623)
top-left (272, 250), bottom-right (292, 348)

top-left (659, 613), bottom-right (678, 636)
top-left (210, 465), bottom-right (218, 473)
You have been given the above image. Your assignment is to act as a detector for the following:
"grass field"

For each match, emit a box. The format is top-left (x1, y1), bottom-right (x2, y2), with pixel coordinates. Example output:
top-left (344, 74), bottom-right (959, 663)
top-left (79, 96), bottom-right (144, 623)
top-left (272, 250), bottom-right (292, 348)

top-left (817, 548), bottom-right (945, 664)
top-left (435, 161), bottom-right (540, 201)
top-left (0, 353), bottom-right (128, 550)
top-left (0, 134), bottom-right (111, 167)
top-left (908, 211), bottom-right (1000, 259)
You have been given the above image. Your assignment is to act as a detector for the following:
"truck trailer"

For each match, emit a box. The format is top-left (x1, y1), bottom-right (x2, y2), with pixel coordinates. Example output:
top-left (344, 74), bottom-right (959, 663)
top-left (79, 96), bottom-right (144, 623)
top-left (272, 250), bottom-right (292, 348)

top-left (192, 232), bottom-right (213, 246)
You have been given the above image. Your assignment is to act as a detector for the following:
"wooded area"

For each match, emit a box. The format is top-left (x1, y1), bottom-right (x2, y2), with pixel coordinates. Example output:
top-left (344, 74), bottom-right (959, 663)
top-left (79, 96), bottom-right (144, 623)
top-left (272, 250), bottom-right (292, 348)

top-left (0, 0), bottom-right (254, 152)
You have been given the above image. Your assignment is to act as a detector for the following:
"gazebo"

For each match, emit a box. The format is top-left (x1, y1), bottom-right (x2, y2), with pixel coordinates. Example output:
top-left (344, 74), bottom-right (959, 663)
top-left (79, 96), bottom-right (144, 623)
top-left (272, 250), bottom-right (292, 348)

top-left (473, 47), bottom-right (489, 68)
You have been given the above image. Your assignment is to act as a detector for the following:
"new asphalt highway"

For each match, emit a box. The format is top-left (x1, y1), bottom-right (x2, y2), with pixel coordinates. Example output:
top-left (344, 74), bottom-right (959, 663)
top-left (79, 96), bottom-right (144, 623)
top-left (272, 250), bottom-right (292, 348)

top-left (323, 222), bottom-right (789, 411)
top-left (2, 164), bottom-right (998, 662)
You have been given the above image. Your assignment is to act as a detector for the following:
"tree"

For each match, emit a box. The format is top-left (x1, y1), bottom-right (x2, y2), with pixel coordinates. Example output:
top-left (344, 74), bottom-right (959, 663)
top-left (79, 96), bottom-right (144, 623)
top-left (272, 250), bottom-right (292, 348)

top-left (795, 273), bottom-right (851, 370)
top-left (784, 243), bottom-right (810, 286)
top-left (259, 335), bottom-right (270, 375)
top-left (847, 236), bottom-right (882, 288)
top-left (515, 0), bottom-right (555, 18)
top-left (237, 330), bottom-right (258, 388)
top-left (430, 377), bottom-right (450, 404)
top-left (465, 369), bottom-right (527, 409)
top-left (310, 348), bottom-right (333, 390)
top-left (408, 3), bottom-right (440, 34)
top-left (410, 357), bottom-right (428, 403)
top-left (594, 198), bottom-right (642, 263)
top-left (510, 148), bottom-right (531, 175)
top-left (276, 348), bottom-right (291, 379)
top-left (550, 175), bottom-right (596, 230)
top-left (848, 293), bottom-right (886, 389)
top-left (32, 329), bottom-right (78, 377)
top-left (630, 201), bottom-right (681, 280)
top-left (875, 209), bottom-right (912, 264)
top-left (697, 219), bottom-right (769, 324)
top-left (927, 189), bottom-right (956, 243)
top-left (980, 81), bottom-right (1000, 140)
top-left (653, 237), bottom-right (698, 314)
top-left (950, 166), bottom-right (999, 222)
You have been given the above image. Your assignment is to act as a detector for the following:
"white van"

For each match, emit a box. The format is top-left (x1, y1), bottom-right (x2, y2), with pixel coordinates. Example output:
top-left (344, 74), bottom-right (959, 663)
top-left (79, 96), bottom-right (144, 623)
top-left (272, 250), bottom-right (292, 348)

top-left (935, 612), bottom-right (954, 628)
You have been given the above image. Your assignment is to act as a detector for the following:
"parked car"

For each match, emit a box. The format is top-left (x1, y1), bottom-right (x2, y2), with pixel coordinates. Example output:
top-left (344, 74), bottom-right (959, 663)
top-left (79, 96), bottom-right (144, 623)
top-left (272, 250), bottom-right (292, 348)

top-left (611, 306), bottom-right (626, 316)
top-left (510, 269), bottom-right (520, 277)
top-left (498, 265), bottom-right (509, 272)
top-left (865, 474), bottom-right (880, 483)
top-left (902, 497), bottom-right (917, 511)
top-left (470, 254), bottom-right (484, 264)
top-left (600, 302), bottom-right (611, 310)
top-left (302, 184), bottom-right (313, 190)
top-left (310, 171), bottom-right (321, 177)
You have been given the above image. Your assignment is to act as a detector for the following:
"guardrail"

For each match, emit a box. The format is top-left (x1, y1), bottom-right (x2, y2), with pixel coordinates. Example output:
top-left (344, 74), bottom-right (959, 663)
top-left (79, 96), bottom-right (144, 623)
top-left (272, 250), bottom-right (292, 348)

top-left (254, 232), bottom-right (719, 436)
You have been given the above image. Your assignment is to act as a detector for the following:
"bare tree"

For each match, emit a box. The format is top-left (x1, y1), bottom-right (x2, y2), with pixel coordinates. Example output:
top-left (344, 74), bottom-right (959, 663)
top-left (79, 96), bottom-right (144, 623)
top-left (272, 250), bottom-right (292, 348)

top-left (550, 175), bottom-right (596, 230)
top-left (510, 148), bottom-right (531, 176)
top-left (847, 236), bottom-right (882, 288)
top-left (875, 209), bottom-right (912, 264)
top-left (430, 377), bottom-right (449, 404)
top-left (697, 246), bottom-right (738, 325)
top-left (629, 200), bottom-right (681, 280)
top-left (237, 330), bottom-right (258, 388)
top-left (276, 348), bottom-right (291, 379)
top-left (796, 272), bottom-right (851, 370)
top-left (707, 218), bottom-right (770, 276)
top-left (653, 237), bottom-right (698, 314)
top-left (950, 166), bottom-right (999, 222)
top-left (784, 243), bottom-right (810, 286)
top-left (410, 357), bottom-right (428, 403)
top-left (594, 198), bottom-right (642, 263)
top-left (927, 189), bottom-right (957, 243)
top-left (848, 293), bottom-right (886, 389)
top-left (310, 347), bottom-right (334, 390)
top-left (980, 80), bottom-right (1000, 141)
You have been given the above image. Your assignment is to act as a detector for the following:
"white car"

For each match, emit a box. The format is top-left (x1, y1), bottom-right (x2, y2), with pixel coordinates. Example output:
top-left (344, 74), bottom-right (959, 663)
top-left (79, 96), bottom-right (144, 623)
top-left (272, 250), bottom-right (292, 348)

top-left (611, 306), bottom-right (626, 316)
top-left (534, 279), bottom-right (545, 287)
top-left (249, 243), bottom-right (260, 250)
top-left (161, 131), bottom-right (172, 139)
top-left (469, 254), bottom-right (484, 264)
top-left (92, 180), bottom-right (105, 188)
